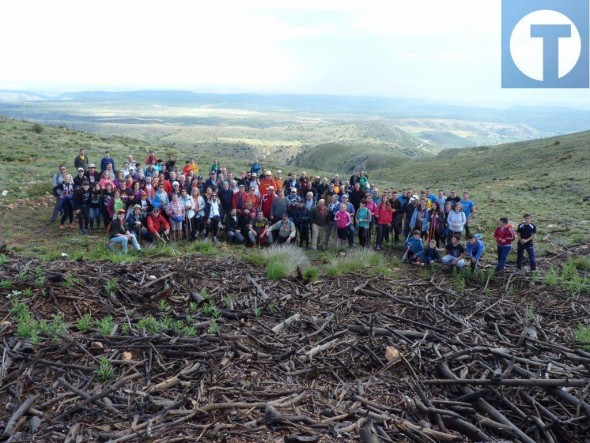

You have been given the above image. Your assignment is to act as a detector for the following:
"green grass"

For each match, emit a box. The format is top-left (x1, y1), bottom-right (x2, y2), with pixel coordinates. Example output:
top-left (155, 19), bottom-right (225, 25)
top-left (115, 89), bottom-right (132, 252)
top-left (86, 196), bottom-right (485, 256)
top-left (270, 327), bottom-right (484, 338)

top-left (325, 249), bottom-right (394, 277)
top-left (261, 245), bottom-right (310, 280)
top-left (576, 324), bottom-right (590, 351)
top-left (97, 316), bottom-right (115, 336)
top-left (77, 314), bottom-right (93, 332)
top-left (95, 357), bottom-right (115, 382)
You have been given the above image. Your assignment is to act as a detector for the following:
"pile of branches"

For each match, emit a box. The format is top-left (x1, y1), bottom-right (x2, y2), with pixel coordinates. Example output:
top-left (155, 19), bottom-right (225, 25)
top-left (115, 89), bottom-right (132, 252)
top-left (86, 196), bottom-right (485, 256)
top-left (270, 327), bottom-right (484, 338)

top-left (0, 249), bottom-right (589, 442)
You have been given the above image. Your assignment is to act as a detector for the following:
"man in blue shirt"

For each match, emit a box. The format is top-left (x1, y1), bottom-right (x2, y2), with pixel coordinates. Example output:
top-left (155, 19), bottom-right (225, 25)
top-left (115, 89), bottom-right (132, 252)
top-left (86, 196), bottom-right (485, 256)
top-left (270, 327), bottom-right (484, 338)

top-left (465, 234), bottom-right (485, 271)
top-left (460, 191), bottom-right (476, 236)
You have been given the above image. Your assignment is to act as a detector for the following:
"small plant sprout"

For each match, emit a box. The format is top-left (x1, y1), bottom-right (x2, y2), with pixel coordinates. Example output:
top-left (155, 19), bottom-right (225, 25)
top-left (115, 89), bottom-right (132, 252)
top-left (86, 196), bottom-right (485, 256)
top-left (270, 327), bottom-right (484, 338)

top-left (95, 357), bottom-right (115, 382)
top-left (77, 314), bottom-right (93, 332)
top-left (104, 278), bottom-right (118, 294)
top-left (208, 320), bottom-right (218, 334)
top-left (223, 295), bottom-right (234, 310)
top-left (98, 316), bottom-right (115, 336)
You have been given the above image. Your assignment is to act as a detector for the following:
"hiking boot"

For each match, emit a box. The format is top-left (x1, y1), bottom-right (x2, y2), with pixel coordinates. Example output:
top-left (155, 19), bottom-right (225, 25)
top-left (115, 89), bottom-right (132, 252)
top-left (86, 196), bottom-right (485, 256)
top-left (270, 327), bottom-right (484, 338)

top-left (69, 223), bottom-right (76, 229)
top-left (213, 236), bottom-right (219, 243)
top-left (60, 224), bottom-right (65, 230)
top-left (105, 242), bottom-right (115, 253)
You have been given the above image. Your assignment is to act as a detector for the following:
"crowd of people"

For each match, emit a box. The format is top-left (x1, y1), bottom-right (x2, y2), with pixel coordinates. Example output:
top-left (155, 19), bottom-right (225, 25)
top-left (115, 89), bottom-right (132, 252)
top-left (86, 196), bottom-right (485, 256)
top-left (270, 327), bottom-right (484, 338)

top-left (49, 148), bottom-right (538, 272)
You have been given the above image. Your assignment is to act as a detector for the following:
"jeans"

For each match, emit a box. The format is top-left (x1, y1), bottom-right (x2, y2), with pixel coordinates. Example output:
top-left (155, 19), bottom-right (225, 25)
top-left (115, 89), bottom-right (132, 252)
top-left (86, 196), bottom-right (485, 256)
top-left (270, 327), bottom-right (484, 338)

top-left (77, 206), bottom-right (90, 230)
top-left (347, 224), bottom-right (355, 247)
top-left (442, 255), bottom-right (465, 268)
top-left (89, 207), bottom-right (101, 229)
top-left (226, 230), bottom-right (245, 244)
top-left (109, 234), bottom-right (141, 253)
top-left (376, 224), bottom-right (387, 247)
top-left (324, 221), bottom-right (336, 246)
top-left (311, 224), bottom-right (326, 249)
top-left (496, 245), bottom-right (511, 271)
top-left (358, 227), bottom-right (368, 247)
top-left (517, 242), bottom-right (536, 270)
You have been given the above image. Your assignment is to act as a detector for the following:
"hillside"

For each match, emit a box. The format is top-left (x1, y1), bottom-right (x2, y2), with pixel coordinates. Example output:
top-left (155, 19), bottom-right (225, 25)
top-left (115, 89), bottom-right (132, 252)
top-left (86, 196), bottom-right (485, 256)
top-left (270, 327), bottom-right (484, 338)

top-left (370, 130), bottom-right (590, 246)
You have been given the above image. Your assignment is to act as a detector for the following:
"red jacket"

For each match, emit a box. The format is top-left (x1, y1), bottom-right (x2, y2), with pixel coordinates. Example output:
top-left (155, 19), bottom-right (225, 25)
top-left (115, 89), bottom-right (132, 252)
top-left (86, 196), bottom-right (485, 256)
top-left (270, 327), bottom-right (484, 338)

top-left (261, 193), bottom-right (275, 219)
top-left (375, 203), bottom-right (393, 225)
top-left (147, 213), bottom-right (170, 235)
top-left (232, 191), bottom-right (250, 210)
top-left (494, 225), bottom-right (515, 246)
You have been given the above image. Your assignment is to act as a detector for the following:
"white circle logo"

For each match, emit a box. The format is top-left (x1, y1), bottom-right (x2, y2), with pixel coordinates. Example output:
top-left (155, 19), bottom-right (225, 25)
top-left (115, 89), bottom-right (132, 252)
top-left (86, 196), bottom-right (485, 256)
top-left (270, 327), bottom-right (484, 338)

top-left (510, 10), bottom-right (581, 81)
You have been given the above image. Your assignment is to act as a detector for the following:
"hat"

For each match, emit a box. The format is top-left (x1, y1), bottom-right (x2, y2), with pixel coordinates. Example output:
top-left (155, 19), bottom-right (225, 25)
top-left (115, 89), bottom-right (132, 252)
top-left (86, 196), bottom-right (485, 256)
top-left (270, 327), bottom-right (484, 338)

top-left (276, 170), bottom-right (282, 174)
top-left (239, 184), bottom-right (245, 188)
top-left (268, 186), bottom-right (275, 191)
top-left (89, 164), bottom-right (96, 168)
top-left (117, 208), bottom-right (126, 214)
top-left (410, 195), bottom-right (419, 202)
top-left (291, 187), bottom-right (297, 192)
top-left (133, 204), bottom-right (141, 210)
top-left (140, 191), bottom-right (147, 196)
top-left (77, 167), bottom-right (84, 172)
top-left (266, 170), bottom-right (272, 175)
top-left (172, 181), bottom-right (180, 187)
top-left (251, 172), bottom-right (257, 177)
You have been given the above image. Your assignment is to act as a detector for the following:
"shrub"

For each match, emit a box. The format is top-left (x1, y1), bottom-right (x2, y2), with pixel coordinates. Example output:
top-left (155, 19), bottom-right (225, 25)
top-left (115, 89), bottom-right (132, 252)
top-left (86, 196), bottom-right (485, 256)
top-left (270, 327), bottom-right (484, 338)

top-left (262, 245), bottom-right (310, 280)
top-left (576, 324), bottom-right (590, 351)
top-left (327, 249), bottom-right (391, 277)
top-left (32, 123), bottom-right (44, 134)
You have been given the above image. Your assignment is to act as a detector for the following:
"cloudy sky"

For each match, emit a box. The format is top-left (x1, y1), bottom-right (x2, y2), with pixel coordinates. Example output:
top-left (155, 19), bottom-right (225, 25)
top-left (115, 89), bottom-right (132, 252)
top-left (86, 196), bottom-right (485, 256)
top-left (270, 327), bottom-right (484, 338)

top-left (2, 0), bottom-right (589, 107)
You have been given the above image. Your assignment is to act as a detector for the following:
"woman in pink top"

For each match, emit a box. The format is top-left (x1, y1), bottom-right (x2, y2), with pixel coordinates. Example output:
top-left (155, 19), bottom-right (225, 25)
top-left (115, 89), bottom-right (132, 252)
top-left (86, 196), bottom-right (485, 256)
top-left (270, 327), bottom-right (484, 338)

top-left (334, 203), bottom-right (351, 248)
top-left (375, 200), bottom-right (393, 250)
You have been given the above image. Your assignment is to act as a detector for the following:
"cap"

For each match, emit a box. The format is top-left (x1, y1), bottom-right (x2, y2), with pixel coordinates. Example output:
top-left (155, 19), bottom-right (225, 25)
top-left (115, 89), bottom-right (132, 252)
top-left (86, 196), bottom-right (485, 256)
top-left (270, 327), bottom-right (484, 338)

top-left (268, 186), bottom-right (275, 191)
top-left (133, 204), bottom-right (141, 210)
top-left (266, 170), bottom-right (272, 175)
top-left (251, 172), bottom-right (257, 177)
top-left (239, 184), bottom-right (245, 188)
top-left (77, 167), bottom-right (84, 172)
top-left (140, 191), bottom-right (147, 196)
top-left (291, 187), bottom-right (297, 192)
top-left (172, 181), bottom-right (180, 187)
top-left (89, 164), bottom-right (96, 168)
top-left (276, 170), bottom-right (282, 174)
top-left (117, 208), bottom-right (126, 214)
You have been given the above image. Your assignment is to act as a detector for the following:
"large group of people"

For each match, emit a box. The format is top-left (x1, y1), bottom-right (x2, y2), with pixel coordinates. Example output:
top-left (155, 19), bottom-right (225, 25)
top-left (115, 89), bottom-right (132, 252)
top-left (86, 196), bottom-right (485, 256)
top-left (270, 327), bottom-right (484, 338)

top-left (50, 148), bottom-right (538, 272)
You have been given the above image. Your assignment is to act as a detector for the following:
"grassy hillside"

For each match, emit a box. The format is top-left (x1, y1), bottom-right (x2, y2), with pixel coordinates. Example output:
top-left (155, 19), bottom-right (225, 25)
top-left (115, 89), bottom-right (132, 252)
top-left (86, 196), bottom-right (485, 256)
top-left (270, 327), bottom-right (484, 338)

top-left (372, 131), bottom-right (590, 246)
top-left (0, 117), bottom-right (589, 258)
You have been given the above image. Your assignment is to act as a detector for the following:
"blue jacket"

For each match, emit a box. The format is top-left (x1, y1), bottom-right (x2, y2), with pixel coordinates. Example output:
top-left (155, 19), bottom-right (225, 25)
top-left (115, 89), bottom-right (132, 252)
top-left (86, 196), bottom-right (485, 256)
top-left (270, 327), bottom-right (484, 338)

top-left (466, 239), bottom-right (485, 260)
top-left (405, 237), bottom-right (424, 256)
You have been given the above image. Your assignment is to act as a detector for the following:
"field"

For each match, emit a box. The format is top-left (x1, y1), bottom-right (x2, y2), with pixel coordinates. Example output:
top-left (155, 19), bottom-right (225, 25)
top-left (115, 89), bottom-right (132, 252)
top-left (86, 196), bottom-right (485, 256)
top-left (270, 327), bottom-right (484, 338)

top-left (0, 115), bottom-right (589, 441)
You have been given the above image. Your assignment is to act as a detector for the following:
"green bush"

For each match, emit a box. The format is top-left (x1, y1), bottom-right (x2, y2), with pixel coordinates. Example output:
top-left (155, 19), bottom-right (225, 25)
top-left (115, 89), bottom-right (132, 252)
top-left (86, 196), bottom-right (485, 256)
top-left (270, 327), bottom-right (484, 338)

top-left (262, 245), bottom-right (310, 279)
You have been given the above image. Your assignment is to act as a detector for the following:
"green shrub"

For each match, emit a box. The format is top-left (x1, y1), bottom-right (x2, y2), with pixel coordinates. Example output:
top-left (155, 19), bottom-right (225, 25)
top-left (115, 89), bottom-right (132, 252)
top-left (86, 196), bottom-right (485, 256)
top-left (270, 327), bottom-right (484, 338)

top-left (303, 267), bottom-right (320, 281)
top-left (95, 357), bottom-right (114, 382)
top-left (97, 316), bottom-right (115, 336)
top-left (262, 245), bottom-right (310, 279)
top-left (576, 324), bottom-right (590, 351)
top-left (77, 314), bottom-right (93, 332)
top-left (32, 123), bottom-right (44, 134)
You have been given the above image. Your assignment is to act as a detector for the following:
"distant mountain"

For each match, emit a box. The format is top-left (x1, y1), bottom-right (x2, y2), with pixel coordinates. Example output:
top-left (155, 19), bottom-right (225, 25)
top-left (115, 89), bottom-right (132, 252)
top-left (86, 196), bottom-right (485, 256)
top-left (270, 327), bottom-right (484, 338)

top-left (290, 121), bottom-right (434, 172)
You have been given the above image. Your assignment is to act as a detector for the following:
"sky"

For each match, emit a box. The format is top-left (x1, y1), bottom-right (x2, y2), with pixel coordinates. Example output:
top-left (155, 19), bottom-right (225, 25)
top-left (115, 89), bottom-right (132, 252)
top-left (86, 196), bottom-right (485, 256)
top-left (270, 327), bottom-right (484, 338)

top-left (1, 0), bottom-right (590, 107)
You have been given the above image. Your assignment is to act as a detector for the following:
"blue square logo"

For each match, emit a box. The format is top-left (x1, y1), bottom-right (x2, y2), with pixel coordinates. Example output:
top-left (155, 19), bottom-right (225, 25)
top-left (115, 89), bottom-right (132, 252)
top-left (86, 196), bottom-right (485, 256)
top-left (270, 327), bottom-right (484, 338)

top-left (502, 0), bottom-right (589, 88)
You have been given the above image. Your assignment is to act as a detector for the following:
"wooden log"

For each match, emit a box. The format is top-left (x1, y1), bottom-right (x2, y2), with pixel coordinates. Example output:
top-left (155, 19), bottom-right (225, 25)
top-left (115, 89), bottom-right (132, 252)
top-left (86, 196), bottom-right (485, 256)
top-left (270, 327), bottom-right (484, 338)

top-left (272, 313), bottom-right (301, 334)
top-left (1, 394), bottom-right (39, 438)
top-left (422, 378), bottom-right (587, 387)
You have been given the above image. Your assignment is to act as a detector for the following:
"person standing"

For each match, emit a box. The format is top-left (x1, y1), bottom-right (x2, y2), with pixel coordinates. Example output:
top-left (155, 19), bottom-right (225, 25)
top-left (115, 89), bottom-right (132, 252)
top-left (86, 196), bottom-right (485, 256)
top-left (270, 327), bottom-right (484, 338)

top-left (494, 217), bottom-right (515, 273)
top-left (100, 150), bottom-right (115, 174)
top-left (74, 148), bottom-right (89, 171)
top-left (460, 191), bottom-right (476, 236)
top-left (49, 165), bottom-right (67, 223)
top-left (516, 214), bottom-right (537, 271)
